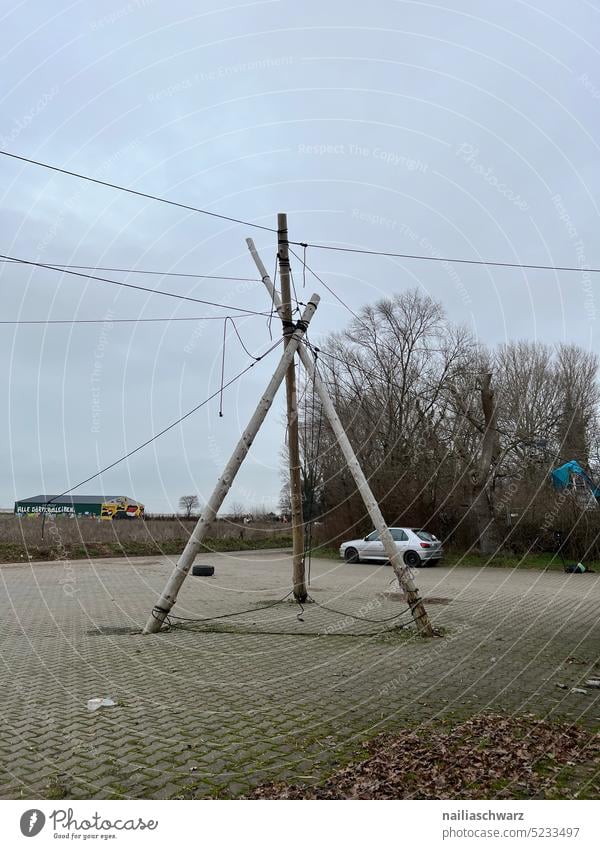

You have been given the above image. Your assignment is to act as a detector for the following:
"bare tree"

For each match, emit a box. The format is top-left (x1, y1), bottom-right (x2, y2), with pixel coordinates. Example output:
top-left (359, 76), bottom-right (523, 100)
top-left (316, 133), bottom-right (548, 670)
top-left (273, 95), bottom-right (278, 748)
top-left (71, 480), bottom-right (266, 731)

top-left (178, 495), bottom-right (199, 519)
top-left (555, 344), bottom-right (600, 465)
top-left (294, 287), bottom-right (600, 558)
top-left (228, 501), bottom-right (245, 520)
top-left (317, 288), bottom-right (474, 529)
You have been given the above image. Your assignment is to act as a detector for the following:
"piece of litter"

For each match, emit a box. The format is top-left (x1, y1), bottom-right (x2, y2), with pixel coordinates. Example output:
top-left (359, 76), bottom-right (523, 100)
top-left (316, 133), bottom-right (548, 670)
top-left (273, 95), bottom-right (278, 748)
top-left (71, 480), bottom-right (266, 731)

top-left (556, 683), bottom-right (568, 690)
top-left (584, 679), bottom-right (600, 689)
top-left (87, 697), bottom-right (117, 712)
top-left (569, 688), bottom-right (588, 695)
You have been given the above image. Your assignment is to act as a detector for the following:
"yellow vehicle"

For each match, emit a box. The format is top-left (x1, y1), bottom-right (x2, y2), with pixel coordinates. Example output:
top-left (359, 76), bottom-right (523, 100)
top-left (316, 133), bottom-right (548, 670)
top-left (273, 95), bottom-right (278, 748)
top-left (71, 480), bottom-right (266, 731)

top-left (100, 497), bottom-right (144, 520)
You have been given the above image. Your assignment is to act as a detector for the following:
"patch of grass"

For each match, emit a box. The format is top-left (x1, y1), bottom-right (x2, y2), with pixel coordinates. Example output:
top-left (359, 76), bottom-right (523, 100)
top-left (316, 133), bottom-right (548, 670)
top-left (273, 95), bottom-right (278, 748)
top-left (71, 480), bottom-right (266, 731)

top-left (0, 535), bottom-right (292, 564)
top-left (105, 783), bottom-right (129, 799)
top-left (45, 775), bottom-right (71, 800)
top-left (311, 545), bottom-right (599, 572)
top-left (444, 551), bottom-right (600, 571)
top-left (311, 546), bottom-right (341, 561)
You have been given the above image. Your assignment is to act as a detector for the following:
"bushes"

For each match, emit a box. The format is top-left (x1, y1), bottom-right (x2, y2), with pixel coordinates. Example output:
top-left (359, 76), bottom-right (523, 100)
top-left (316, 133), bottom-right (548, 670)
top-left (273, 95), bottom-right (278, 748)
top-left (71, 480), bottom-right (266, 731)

top-left (0, 514), bottom-right (292, 563)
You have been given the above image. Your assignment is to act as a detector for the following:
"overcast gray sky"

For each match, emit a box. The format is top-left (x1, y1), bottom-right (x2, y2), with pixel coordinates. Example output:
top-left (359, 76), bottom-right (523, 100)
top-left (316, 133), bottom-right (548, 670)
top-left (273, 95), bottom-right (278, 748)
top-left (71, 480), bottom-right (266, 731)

top-left (1, 0), bottom-right (599, 512)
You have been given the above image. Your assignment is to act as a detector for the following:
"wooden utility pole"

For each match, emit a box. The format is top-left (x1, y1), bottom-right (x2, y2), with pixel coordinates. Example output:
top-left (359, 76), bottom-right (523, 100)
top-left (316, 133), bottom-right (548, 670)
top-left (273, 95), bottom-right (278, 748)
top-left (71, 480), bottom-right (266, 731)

top-left (278, 212), bottom-right (307, 603)
top-left (143, 296), bottom-right (320, 633)
top-left (246, 238), bottom-right (434, 637)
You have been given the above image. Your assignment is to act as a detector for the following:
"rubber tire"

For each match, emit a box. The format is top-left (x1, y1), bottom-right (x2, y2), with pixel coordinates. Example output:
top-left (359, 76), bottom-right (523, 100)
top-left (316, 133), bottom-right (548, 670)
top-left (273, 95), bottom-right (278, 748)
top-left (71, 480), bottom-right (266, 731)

top-left (344, 547), bottom-right (360, 564)
top-left (191, 565), bottom-right (215, 577)
top-left (403, 550), bottom-right (421, 568)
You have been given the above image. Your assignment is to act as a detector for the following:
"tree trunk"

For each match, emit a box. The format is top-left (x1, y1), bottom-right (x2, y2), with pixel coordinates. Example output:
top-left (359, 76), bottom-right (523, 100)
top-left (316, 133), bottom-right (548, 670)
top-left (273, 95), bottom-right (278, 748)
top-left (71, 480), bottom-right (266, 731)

top-left (471, 485), bottom-right (497, 555)
top-left (470, 372), bottom-right (501, 555)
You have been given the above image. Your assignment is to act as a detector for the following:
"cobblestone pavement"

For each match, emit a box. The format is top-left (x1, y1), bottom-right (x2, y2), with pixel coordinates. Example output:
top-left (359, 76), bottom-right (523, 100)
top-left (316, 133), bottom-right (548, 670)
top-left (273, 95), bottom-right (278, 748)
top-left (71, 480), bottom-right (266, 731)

top-left (1, 550), bottom-right (599, 799)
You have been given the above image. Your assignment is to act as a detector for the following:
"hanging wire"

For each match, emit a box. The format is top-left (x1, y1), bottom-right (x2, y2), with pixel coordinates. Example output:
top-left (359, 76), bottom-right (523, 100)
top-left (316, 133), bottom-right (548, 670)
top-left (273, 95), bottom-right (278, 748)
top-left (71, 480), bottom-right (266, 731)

top-left (219, 318), bottom-right (227, 417)
top-left (227, 317), bottom-right (260, 359)
top-left (267, 254), bottom-right (279, 340)
top-left (302, 243), bottom-right (307, 288)
top-left (289, 258), bottom-right (301, 314)
top-left (218, 317), bottom-right (263, 417)
top-left (304, 346), bottom-right (324, 587)
top-left (1, 253), bottom-right (270, 316)
top-left (39, 337), bottom-right (283, 537)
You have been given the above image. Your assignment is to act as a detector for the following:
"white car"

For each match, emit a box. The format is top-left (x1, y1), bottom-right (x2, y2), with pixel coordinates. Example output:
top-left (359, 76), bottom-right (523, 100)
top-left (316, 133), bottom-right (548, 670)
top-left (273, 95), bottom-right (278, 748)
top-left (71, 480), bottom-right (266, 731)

top-left (339, 527), bottom-right (443, 567)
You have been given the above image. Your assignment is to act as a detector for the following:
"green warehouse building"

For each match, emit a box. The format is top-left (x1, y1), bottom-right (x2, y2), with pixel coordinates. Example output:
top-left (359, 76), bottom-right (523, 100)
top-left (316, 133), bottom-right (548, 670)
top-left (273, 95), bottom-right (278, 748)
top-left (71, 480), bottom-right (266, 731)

top-left (14, 494), bottom-right (144, 520)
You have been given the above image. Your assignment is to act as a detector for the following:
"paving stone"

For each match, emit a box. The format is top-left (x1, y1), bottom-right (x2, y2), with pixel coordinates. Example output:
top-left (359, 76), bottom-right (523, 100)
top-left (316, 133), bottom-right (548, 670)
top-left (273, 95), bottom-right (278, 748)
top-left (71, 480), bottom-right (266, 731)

top-left (1, 551), bottom-right (599, 798)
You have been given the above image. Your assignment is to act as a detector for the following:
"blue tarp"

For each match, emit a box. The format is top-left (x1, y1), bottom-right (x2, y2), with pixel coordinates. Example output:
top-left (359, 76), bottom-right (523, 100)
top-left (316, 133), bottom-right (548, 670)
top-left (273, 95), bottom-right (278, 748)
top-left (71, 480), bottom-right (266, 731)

top-left (551, 460), bottom-right (600, 499)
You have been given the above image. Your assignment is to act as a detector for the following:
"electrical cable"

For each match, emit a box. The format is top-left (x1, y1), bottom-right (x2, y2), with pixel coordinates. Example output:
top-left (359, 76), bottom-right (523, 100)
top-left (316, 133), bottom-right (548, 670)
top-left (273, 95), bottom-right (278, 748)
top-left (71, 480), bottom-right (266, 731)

top-left (307, 593), bottom-right (420, 625)
top-left (288, 246), bottom-right (362, 325)
top-left (0, 314), bottom-right (265, 325)
top-left (292, 249), bottom-right (459, 385)
top-left (293, 241), bottom-right (600, 275)
top-left (0, 149), bottom-right (277, 233)
top-left (305, 342), bottom-right (402, 388)
top-left (5, 148), bottom-right (600, 274)
top-left (289, 259), bottom-right (300, 313)
top-left (0, 254), bottom-right (270, 316)
top-left (0, 258), bottom-right (261, 282)
top-left (218, 320), bottom-right (227, 418)
top-left (163, 590), bottom-right (294, 625)
top-left (218, 316), bottom-right (264, 416)
top-left (226, 316), bottom-right (260, 360)
top-left (267, 253), bottom-right (279, 341)
top-left (302, 243), bottom-right (307, 288)
top-left (159, 593), bottom-right (426, 635)
top-left (41, 337), bottom-right (283, 510)
top-left (303, 347), bottom-right (324, 588)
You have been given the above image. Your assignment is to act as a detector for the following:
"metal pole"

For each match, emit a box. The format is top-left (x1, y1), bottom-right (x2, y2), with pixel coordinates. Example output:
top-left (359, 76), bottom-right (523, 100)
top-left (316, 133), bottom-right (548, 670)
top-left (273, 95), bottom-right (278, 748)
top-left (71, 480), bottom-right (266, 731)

top-left (277, 213), bottom-right (307, 602)
top-left (246, 238), bottom-right (433, 636)
top-left (143, 295), bottom-right (320, 634)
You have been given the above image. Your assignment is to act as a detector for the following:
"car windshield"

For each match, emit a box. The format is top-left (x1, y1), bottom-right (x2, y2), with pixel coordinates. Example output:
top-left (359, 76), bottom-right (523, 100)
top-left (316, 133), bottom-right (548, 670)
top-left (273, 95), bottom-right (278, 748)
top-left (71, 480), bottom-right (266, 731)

top-left (415, 530), bottom-right (437, 542)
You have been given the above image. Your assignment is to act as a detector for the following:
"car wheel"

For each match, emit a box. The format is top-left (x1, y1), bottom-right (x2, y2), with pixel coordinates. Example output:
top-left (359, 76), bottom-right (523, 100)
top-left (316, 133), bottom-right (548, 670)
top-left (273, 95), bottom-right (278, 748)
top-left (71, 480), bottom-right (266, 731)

top-left (344, 547), bottom-right (360, 564)
top-left (403, 550), bottom-right (421, 568)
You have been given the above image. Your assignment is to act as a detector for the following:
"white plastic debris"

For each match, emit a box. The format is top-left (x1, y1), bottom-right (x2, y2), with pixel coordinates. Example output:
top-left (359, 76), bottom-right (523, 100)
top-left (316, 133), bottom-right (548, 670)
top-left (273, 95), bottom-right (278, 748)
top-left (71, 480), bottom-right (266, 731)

top-left (87, 697), bottom-right (117, 712)
top-left (569, 687), bottom-right (588, 695)
top-left (584, 679), bottom-right (600, 689)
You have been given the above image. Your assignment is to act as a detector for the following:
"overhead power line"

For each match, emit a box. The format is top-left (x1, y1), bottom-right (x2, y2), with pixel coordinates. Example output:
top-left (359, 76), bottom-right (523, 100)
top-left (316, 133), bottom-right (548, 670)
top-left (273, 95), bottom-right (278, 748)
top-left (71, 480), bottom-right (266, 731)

top-left (4, 148), bottom-right (600, 274)
top-left (294, 241), bottom-right (600, 274)
top-left (289, 246), bottom-right (362, 324)
top-left (292, 249), bottom-right (443, 368)
top-left (0, 149), bottom-right (277, 233)
top-left (1, 258), bottom-right (260, 282)
top-left (0, 315), bottom-right (256, 325)
top-left (0, 254), bottom-right (270, 316)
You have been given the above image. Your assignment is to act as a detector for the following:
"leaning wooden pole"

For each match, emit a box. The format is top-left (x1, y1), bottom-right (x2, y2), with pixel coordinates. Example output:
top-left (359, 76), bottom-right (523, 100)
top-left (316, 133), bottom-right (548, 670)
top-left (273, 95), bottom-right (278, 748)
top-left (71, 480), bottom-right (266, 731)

top-left (278, 213), bottom-right (307, 602)
top-left (246, 238), bottom-right (433, 637)
top-left (143, 295), bottom-right (320, 634)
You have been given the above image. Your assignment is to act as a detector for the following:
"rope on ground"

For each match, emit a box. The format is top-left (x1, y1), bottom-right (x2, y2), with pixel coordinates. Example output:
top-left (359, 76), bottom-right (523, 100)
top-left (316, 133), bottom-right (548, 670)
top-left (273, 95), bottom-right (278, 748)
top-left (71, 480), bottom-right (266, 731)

top-left (307, 594), bottom-right (419, 625)
top-left (153, 591), bottom-right (294, 627)
top-left (150, 591), bottom-right (426, 634)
